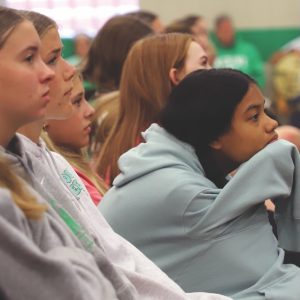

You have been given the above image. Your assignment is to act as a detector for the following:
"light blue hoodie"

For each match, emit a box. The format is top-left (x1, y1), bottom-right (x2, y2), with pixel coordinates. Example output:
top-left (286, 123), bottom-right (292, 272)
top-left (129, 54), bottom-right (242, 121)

top-left (100, 123), bottom-right (300, 299)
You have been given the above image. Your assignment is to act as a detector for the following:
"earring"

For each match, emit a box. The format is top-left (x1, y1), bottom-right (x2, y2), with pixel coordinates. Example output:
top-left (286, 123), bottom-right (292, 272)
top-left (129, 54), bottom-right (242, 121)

top-left (42, 124), bottom-right (49, 132)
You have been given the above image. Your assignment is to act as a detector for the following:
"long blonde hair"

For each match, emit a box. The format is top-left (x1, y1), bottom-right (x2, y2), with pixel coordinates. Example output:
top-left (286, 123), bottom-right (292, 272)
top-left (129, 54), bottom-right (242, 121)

top-left (0, 157), bottom-right (46, 219)
top-left (95, 33), bottom-right (193, 183)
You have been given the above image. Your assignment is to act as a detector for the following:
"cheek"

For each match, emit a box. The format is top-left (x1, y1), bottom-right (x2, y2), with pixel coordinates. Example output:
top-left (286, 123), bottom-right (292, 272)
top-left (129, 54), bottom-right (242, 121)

top-left (184, 63), bottom-right (201, 77)
top-left (68, 125), bottom-right (89, 148)
top-left (236, 138), bottom-right (264, 161)
top-left (48, 78), bottom-right (60, 98)
top-left (64, 117), bottom-right (81, 136)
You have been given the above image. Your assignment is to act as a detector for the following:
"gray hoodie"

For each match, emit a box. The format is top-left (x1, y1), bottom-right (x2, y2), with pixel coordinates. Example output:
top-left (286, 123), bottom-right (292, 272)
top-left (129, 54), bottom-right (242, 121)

top-left (2, 134), bottom-right (230, 300)
top-left (0, 185), bottom-right (118, 300)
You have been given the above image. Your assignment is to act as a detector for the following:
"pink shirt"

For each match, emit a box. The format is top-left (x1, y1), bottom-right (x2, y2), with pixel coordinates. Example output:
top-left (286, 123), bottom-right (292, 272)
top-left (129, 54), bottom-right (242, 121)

top-left (74, 167), bottom-right (102, 205)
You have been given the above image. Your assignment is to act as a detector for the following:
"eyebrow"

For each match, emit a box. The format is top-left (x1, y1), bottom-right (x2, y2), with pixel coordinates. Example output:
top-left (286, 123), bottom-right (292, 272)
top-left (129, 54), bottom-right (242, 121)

top-left (76, 92), bottom-right (84, 97)
top-left (244, 99), bottom-right (266, 113)
top-left (51, 48), bottom-right (62, 55)
top-left (72, 92), bottom-right (84, 100)
top-left (21, 45), bottom-right (39, 53)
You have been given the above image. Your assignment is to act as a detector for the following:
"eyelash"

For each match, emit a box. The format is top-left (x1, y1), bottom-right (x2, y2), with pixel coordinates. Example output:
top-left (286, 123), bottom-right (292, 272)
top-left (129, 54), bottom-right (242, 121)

top-left (47, 55), bottom-right (58, 66)
top-left (25, 53), bottom-right (35, 63)
top-left (72, 97), bottom-right (82, 107)
top-left (251, 113), bottom-right (259, 121)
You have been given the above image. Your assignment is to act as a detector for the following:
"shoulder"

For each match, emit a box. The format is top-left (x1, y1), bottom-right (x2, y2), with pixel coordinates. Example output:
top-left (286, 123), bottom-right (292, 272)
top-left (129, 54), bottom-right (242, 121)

top-left (50, 150), bottom-right (72, 167)
top-left (0, 187), bottom-right (30, 232)
top-left (49, 151), bottom-right (90, 198)
top-left (17, 133), bottom-right (37, 149)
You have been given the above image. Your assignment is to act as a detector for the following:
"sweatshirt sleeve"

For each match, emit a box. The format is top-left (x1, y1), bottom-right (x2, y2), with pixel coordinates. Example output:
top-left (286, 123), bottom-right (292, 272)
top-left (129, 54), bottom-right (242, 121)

top-left (184, 140), bottom-right (300, 248)
top-left (0, 189), bottom-right (118, 300)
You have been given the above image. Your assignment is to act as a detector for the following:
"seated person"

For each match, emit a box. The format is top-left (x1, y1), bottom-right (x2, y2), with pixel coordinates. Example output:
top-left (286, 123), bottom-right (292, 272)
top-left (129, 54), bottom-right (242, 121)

top-left (100, 68), bottom-right (300, 299)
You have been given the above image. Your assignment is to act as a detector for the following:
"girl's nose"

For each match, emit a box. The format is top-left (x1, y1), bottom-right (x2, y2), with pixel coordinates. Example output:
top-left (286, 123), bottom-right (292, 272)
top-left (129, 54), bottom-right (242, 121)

top-left (85, 100), bottom-right (95, 118)
top-left (40, 60), bottom-right (55, 83)
top-left (266, 114), bottom-right (278, 133)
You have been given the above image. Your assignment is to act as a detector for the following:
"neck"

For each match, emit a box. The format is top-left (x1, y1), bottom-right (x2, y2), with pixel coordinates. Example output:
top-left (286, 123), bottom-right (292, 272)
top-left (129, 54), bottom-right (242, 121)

top-left (18, 119), bottom-right (44, 144)
top-left (0, 117), bottom-right (20, 148)
top-left (0, 126), bottom-right (16, 149)
top-left (211, 149), bottom-right (238, 177)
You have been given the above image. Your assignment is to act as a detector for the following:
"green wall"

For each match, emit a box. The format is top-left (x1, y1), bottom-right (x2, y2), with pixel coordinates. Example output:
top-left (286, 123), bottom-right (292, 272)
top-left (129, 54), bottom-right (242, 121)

top-left (210, 27), bottom-right (300, 62)
top-left (63, 27), bottom-right (300, 62)
top-left (62, 38), bottom-right (75, 59)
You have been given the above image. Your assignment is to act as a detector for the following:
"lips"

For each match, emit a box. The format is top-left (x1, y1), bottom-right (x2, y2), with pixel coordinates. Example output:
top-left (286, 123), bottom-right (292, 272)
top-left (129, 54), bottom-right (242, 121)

top-left (268, 133), bottom-right (278, 144)
top-left (84, 124), bottom-right (91, 133)
top-left (41, 89), bottom-right (50, 102)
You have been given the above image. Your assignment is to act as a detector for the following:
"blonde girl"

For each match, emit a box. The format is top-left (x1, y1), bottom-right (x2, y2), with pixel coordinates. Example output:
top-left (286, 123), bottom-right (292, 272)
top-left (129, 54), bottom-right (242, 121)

top-left (44, 72), bottom-right (107, 204)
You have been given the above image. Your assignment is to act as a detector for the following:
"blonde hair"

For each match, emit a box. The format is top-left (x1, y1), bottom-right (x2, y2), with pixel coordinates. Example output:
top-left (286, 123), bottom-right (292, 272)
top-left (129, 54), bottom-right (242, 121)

top-left (0, 156), bottom-right (46, 219)
top-left (19, 10), bottom-right (56, 38)
top-left (90, 91), bottom-right (120, 156)
top-left (95, 33), bottom-right (193, 183)
top-left (0, 7), bottom-right (25, 49)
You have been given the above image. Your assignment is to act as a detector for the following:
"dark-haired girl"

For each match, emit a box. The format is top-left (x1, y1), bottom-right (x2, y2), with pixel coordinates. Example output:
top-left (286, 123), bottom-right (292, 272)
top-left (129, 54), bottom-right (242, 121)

top-left (100, 68), bottom-right (300, 299)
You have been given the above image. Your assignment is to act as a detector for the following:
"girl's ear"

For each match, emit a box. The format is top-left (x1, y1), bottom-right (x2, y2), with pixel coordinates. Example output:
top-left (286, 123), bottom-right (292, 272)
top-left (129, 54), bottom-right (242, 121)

top-left (209, 139), bottom-right (222, 150)
top-left (169, 68), bottom-right (181, 86)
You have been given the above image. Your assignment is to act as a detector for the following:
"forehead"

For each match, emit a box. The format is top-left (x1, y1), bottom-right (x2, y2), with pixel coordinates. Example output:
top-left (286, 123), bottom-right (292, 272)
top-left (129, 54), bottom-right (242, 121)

top-left (40, 27), bottom-right (62, 54)
top-left (72, 76), bottom-right (84, 93)
top-left (233, 84), bottom-right (264, 117)
top-left (218, 19), bottom-right (232, 30)
top-left (187, 41), bottom-right (206, 57)
top-left (1, 20), bottom-right (39, 51)
top-left (193, 19), bottom-right (207, 29)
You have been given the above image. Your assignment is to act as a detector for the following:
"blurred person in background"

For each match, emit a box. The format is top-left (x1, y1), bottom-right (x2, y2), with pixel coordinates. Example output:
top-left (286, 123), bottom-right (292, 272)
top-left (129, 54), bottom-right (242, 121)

top-left (67, 33), bottom-right (91, 66)
top-left (213, 15), bottom-right (265, 89)
top-left (276, 125), bottom-right (300, 150)
top-left (126, 9), bottom-right (164, 33)
top-left (67, 33), bottom-right (94, 99)
top-left (83, 15), bottom-right (153, 156)
top-left (165, 14), bottom-right (215, 64)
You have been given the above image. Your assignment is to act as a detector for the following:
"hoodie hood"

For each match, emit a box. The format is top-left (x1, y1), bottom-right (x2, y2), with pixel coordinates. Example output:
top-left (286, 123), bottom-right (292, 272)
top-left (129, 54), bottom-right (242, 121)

top-left (0, 135), bottom-right (35, 185)
top-left (114, 123), bottom-right (205, 187)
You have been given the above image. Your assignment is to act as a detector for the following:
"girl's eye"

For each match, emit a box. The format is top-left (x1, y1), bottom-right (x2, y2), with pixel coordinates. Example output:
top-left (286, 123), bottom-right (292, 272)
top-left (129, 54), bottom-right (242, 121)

top-left (251, 113), bottom-right (259, 121)
top-left (72, 97), bottom-right (82, 107)
top-left (25, 53), bottom-right (35, 63)
top-left (47, 55), bottom-right (58, 66)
